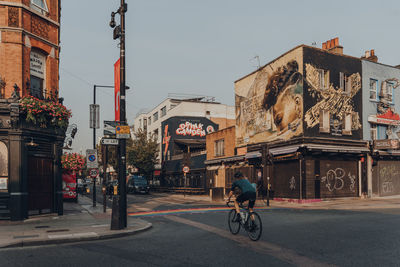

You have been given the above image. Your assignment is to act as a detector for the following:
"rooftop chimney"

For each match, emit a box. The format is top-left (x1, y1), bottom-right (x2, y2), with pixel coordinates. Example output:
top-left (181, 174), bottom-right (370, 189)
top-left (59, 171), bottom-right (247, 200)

top-left (322, 37), bottom-right (343, 54)
top-left (361, 49), bottom-right (378, 63)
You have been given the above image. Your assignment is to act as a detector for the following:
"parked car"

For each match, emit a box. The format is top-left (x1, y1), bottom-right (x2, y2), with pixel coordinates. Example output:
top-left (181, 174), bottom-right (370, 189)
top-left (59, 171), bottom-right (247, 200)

top-left (127, 175), bottom-right (149, 194)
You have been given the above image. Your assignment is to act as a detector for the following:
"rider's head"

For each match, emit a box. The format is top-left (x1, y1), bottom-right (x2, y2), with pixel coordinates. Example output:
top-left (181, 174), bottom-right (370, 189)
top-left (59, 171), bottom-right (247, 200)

top-left (234, 171), bottom-right (244, 179)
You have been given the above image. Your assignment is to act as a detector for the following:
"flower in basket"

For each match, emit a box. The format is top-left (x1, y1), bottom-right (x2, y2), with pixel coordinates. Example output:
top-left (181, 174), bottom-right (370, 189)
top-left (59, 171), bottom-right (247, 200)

top-left (61, 153), bottom-right (86, 171)
top-left (19, 96), bottom-right (72, 129)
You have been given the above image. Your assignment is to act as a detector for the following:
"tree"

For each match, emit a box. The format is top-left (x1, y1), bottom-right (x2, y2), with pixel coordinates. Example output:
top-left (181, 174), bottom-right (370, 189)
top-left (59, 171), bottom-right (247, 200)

top-left (127, 128), bottom-right (158, 178)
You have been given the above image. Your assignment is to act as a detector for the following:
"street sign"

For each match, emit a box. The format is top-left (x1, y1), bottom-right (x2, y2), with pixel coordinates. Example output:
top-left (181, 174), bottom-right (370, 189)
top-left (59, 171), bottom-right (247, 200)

top-left (116, 125), bottom-right (130, 139)
top-left (101, 138), bottom-right (119, 145)
top-left (90, 168), bottom-right (99, 178)
top-left (89, 104), bottom-right (100, 129)
top-left (86, 149), bottom-right (98, 169)
top-left (183, 166), bottom-right (190, 173)
top-left (104, 120), bottom-right (118, 136)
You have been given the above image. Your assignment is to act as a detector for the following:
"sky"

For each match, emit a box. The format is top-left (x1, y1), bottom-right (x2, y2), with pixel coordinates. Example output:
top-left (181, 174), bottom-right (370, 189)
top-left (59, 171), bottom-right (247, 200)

top-left (59, 0), bottom-right (400, 153)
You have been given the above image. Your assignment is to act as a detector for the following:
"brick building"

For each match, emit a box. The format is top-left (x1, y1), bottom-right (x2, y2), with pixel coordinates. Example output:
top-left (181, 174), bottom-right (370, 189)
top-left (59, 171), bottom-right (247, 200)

top-left (0, 0), bottom-right (64, 220)
top-left (0, 0), bottom-right (60, 99)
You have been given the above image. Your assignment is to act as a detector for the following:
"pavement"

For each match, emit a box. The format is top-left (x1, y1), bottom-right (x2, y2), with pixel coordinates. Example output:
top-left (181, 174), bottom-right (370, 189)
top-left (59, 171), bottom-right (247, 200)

top-left (0, 195), bottom-right (152, 249)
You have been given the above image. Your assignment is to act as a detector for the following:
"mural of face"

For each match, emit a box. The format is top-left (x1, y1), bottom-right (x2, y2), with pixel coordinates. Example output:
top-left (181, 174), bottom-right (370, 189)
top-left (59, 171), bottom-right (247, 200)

top-left (272, 86), bottom-right (302, 132)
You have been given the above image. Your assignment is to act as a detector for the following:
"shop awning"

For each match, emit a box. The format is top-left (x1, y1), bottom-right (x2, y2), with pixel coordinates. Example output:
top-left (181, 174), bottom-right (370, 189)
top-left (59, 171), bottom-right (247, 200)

top-left (269, 145), bottom-right (300, 156)
top-left (206, 165), bottom-right (220, 171)
top-left (204, 155), bottom-right (245, 165)
top-left (245, 151), bottom-right (262, 159)
top-left (304, 144), bottom-right (369, 153)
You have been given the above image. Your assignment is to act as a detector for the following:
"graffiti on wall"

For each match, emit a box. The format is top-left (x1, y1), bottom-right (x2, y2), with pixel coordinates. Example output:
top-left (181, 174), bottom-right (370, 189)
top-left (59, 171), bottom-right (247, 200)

top-left (289, 176), bottom-right (296, 190)
top-left (379, 164), bottom-right (400, 195)
top-left (304, 64), bottom-right (362, 132)
top-left (321, 168), bottom-right (356, 192)
top-left (235, 53), bottom-right (303, 145)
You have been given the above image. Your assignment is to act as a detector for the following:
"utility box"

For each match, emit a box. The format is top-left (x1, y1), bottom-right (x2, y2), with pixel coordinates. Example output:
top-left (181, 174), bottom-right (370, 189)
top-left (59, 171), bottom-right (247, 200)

top-left (211, 187), bottom-right (224, 202)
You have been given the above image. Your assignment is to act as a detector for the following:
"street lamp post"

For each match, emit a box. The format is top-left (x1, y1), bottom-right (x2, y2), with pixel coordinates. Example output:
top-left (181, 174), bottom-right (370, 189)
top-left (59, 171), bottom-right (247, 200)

top-left (110, 0), bottom-right (128, 229)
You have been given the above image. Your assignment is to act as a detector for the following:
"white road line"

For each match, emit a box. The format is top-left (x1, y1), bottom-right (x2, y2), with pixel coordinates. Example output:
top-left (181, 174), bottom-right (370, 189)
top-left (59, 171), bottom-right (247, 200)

top-left (166, 215), bottom-right (337, 267)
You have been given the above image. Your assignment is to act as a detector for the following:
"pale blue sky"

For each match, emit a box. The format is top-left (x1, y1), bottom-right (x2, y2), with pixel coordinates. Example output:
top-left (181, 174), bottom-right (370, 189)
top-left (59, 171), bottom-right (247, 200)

top-left (60, 0), bottom-right (400, 152)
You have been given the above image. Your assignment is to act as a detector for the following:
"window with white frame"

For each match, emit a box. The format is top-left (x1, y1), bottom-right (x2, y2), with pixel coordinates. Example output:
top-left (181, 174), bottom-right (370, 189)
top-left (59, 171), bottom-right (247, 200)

top-left (318, 69), bottom-right (329, 90)
top-left (319, 110), bottom-right (330, 133)
top-left (370, 125), bottom-right (377, 140)
top-left (340, 72), bottom-right (351, 94)
top-left (31, 0), bottom-right (48, 12)
top-left (161, 106), bottom-right (167, 117)
top-left (342, 113), bottom-right (352, 135)
top-left (214, 139), bottom-right (224, 157)
top-left (369, 79), bottom-right (377, 101)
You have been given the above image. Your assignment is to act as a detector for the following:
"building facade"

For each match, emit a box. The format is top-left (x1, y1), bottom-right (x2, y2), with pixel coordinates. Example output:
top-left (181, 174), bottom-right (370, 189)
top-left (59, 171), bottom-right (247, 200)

top-left (0, 0), bottom-right (64, 220)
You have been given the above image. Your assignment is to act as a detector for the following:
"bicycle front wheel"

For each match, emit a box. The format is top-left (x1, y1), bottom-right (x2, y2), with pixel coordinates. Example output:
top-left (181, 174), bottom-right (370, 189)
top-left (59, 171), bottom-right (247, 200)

top-left (228, 209), bottom-right (240, 234)
top-left (247, 212), bottom-right (262, 241)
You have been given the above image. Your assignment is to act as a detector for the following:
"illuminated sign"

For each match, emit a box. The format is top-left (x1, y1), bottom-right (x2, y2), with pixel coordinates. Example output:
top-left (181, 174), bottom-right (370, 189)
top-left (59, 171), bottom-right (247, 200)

top-left (176, 122), bottom-right (215, 137)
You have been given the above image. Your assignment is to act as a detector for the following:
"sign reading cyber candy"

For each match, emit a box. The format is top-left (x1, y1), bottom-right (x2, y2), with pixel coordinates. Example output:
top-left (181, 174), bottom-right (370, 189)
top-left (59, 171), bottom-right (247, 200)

top-left (176, 122), bottom-right (215, 137)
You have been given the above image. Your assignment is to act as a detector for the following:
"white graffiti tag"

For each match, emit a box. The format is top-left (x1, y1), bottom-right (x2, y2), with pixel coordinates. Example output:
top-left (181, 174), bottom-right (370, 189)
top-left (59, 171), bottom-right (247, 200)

top-left (321, 168), bottom-right (345, 192)
top-left (348, 172), bottom-right (356, 192)
top-left (289, 176), bottom-right (296, 190)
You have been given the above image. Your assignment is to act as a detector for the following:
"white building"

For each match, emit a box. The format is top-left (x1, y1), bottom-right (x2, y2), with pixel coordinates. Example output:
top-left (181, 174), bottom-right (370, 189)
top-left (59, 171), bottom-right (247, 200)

top-left (132, 95), bottom-right (235, 166)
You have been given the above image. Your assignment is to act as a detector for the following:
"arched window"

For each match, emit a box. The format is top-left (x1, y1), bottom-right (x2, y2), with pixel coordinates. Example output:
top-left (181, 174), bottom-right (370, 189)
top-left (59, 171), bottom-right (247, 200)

top-left (0, 142), bottom-right (8, 190)
top-left (30, 50), bottom-right (46, 99)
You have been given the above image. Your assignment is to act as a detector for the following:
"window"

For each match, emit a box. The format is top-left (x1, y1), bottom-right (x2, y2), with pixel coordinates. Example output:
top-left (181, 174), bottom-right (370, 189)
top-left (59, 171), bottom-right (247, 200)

top-left (319, 110), bottom-right (330, 133)
top-left (143, 118), bottom-right (147, 131)
top-left (370, 125), bottom-right (377, 140)
top-left (385, 82), bottom-right (394, 103)
top-left (31, 0), bottom-right (48, 12)
top-left (369, 79), bottom-right (377, 101)
top-left (153, 112), bottom-right (158, 122)
top-left (153, 128), bottom-right (159, 141)
top-left (318, 69), bottom-right (329, 90)
top-left (30, 50), bottom-right (46, 99)
top-left (148, 116), bottom-right (151, 125)
top-left (161, 106), bottom-right (167, 117)
top-left (342, 113), bottom-right (352, 135)
top-left (206, 111), bottom-right (211, 119)
top-left (340, 72), bottom-right (351, 94)
top-left (0, 142), bottom-right (8, 191)
top-left (215, 139), bottom-right (225, 157)
top-left (170, 104), bottom-right (177, 110)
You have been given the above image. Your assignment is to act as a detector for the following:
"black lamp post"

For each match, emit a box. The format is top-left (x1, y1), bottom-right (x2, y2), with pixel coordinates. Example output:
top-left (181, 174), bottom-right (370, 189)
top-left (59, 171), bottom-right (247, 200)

top-left (110, 0), bottom-right (128, 229)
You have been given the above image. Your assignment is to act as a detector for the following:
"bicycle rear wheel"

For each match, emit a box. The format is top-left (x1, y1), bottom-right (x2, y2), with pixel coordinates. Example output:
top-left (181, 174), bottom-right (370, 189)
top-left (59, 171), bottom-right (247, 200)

top-left (247, 212), bottom-right (262, 241)
top-left (228, 209), bottom-right (240, 234)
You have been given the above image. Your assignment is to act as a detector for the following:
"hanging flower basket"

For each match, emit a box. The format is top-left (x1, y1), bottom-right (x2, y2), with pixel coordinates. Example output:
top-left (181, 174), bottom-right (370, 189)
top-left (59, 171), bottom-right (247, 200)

top-left (61, 153), bottom-right (86, 171)
top-left (19, 96), bottom-right (72, 129)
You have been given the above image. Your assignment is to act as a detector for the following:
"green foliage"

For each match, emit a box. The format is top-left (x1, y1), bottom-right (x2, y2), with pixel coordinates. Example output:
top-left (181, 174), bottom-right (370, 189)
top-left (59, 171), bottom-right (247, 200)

top-left (127, 128), bottom-right (158, 178)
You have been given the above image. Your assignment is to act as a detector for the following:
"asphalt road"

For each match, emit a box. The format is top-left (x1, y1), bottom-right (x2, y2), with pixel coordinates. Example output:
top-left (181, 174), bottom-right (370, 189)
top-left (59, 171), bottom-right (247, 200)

top-left (2, 193), bottom-right (400, 267)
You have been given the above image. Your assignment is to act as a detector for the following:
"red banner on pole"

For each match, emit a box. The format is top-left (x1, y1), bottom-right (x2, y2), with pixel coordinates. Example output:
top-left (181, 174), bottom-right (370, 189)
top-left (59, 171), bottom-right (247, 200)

top-left (114, 58), bottom-right (121, 122)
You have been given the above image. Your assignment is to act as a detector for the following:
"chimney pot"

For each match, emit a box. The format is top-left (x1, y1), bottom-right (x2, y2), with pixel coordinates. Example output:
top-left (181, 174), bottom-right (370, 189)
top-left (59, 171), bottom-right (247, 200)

top-left (371, 49), bottom-right (375, 56)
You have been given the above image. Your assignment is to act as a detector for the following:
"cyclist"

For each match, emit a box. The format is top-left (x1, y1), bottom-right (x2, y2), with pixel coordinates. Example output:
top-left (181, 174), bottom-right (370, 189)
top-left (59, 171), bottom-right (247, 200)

top-left (227, 171), bottom-right (256, 222)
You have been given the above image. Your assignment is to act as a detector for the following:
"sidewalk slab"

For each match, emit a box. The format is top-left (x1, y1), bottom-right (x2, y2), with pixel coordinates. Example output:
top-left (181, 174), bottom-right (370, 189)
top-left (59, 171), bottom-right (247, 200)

top-left (0, 195), bottom-right (152, 249)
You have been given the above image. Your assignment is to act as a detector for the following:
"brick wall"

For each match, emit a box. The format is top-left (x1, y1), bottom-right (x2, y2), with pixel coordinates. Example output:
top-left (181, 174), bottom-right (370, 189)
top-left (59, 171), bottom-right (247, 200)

top-left (0, 1), bottom-right (60, 98)
top-left (206, 126), bottom-right (235, 160)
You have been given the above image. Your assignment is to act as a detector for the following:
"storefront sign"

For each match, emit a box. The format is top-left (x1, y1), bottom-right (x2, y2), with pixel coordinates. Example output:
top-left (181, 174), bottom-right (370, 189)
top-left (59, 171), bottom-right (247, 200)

top-left (176, 122), bottom-right (214, 137)
top-left (30, 51), bottom-right (45, 79)
top-left (374, 139), bottom-right (399, 150)
top-left (368, 115), bottom-right (400, 126)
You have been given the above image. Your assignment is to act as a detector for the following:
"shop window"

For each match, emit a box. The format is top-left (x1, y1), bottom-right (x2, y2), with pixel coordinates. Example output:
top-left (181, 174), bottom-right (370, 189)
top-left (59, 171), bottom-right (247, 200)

top-left (318, 69), bottom-right (329, 90)
top-left (319, 110), bottom-right (330, 133)
top-left (161, 106), bottom-right (167, 117)
top-left (369, 79), bottom-right (377, 101)
top-left (342, 113), bottom-right (352, 135)
top-left (215, 139), bottom-right (224, 157)
top-left (0, 142), bottom-right (8, 191)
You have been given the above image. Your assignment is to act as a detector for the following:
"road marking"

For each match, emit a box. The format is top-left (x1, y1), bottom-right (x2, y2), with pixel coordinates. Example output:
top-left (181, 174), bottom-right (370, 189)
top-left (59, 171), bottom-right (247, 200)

top-left (166, 215), bottom-right (336, 267)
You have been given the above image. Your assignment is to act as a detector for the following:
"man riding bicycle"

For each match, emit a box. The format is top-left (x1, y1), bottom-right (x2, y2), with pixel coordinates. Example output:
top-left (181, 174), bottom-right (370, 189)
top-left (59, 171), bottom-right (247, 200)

top-left (227, 171), bottom-right (256, 222)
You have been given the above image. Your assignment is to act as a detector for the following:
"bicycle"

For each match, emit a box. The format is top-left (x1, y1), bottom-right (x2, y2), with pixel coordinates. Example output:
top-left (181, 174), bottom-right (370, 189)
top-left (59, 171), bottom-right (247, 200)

top-left (226, 200), bottom-right (262, 241)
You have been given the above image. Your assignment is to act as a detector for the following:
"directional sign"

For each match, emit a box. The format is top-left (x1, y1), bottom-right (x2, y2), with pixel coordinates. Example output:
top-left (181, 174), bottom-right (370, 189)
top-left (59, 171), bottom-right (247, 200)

top-left (90, 168), bottom-right (99, 178)
top-left (86, 149), bottom-right (98, 169)
top-left (101, 138), bottom-right (119, 145)
top-left (104, 120), bottom-right (118, 136)
top-left (116, 125), bottom-right (130, 139)
top-left (183, 166), bottom-right (190, 173)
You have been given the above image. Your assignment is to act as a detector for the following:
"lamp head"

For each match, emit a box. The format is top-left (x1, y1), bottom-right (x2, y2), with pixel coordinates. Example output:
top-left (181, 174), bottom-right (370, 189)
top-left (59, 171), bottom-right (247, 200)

top-left (110, 12), bottom-right (116, 28)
